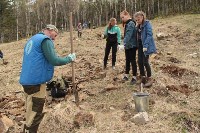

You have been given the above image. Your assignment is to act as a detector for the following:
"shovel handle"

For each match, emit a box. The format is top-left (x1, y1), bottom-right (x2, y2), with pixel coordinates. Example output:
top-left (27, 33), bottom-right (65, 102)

top-left (69, 12), bottom-right (79, 106)
top-left (140, 83), bottom-right (143, 92)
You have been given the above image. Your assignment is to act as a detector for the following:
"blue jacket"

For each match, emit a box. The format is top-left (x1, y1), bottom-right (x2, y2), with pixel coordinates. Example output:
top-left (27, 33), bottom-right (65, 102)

top-left (141, 20), bottom-right (157, 55)
top-left (124, 19), bottom-right (137, 49)
top-left (19, 34), bottom-right (54, 85)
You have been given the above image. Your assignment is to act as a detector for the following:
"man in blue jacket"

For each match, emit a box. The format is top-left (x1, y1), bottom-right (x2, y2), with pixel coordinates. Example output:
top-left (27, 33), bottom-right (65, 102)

top-left (19, 24), bottom-right (76, 133)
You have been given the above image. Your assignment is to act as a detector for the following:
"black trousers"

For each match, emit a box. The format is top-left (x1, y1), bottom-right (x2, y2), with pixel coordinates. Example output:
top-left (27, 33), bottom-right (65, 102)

top-left (138, 41), bottom-right (151, 77)
top-left (78, 31), bottom-right (82, 38)
top-left (104, 42), bottom-right (117, 67)
top-left (125, 47), bottom-right (137, 76)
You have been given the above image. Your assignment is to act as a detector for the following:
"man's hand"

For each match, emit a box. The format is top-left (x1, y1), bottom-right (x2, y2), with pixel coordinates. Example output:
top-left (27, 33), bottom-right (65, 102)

top-left (68, 53), bottom-right (76, 61)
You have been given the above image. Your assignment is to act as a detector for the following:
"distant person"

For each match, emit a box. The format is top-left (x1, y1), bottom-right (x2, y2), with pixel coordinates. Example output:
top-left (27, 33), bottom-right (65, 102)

top-left (102, 18), bottom-right (121, 69)
top-left (0, 50), bottom-right (4, 63)
top-left (0, 50), bottom-right (3, 59)
top-left (134, 11), bottom-right (156, 87)
top-left (88, 21), bottom-right (91, 29)
top-left (77, 22), bottom-right (82, 38)
top-left (19, 24), bottom-right (76, 133)
top-left (83, 22), bottom-right (88, 29)
top-left (92, 25), bottom-right (96, 29)
top-left (120, 10), bottom-right (138, 85)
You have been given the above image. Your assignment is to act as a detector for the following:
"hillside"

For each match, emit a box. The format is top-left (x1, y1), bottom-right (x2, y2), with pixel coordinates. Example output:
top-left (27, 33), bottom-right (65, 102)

top-left (0, 14), bottom-right (200, 133)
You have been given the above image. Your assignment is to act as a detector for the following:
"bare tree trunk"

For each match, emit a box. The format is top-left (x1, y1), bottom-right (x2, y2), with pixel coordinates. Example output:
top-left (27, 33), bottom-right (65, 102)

top-left (1, 33), bottom-right (3, 43)
top-left (50, 1), bottom-right (53, 24)
top-left (166, 1), bottom-right (168, 15)
top-left (158, 0), bottom-right (160, 15)
top-left (99, 15), bottom-right (101, 27)
top-left (152, 0), bottom-right (154, 17)
top-left (54, 1), bottom-right (57, 26)
top-left (63, 0), bottom-right (67, 31)
top-left (36, 23), bottom-right (38, 33)
top-left (114, 0), bottom-right (117, 19)
top-left (15, 1), bottom-right (19, 41)
top-left (124, 0), bottom-right (127, 10)
top-left (147, 0), bottom-right (150, 17)
top-left (106, 10), bottom-right (108, 23)
top-left (25, 6), bottom-right (30, 38)
top-left (17, 13), bottom-right (19, 41)
top-left (135, 0), bottom-right (137, 12)
top-left (162, 0), bottom-right (164, 16)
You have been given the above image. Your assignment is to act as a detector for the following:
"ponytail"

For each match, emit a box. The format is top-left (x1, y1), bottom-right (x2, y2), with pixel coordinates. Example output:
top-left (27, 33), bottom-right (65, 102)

top-left (107, 18), bottom-right (116, 30)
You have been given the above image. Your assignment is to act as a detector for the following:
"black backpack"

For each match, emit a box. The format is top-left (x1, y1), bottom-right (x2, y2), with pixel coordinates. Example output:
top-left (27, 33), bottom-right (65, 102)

top-left (46, 77), bottom-right (70, 98)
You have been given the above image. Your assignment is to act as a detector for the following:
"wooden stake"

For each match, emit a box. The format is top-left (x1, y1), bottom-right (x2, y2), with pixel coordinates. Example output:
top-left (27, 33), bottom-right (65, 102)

top-left (69, 12), bottom-right (79, 106)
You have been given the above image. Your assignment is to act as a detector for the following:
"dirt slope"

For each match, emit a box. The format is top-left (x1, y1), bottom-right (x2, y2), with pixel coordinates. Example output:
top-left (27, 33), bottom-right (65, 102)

top-left (0, 14), bottom-right (199, 133)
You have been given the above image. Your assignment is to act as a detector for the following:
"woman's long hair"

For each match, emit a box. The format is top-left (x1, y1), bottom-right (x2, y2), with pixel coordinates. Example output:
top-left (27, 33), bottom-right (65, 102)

top-left (108, 18), bottom-right (116, 30)
top-left (120, 10), bottom-right (131, 27)
top-left (134, 11), bottom-right (146, 24)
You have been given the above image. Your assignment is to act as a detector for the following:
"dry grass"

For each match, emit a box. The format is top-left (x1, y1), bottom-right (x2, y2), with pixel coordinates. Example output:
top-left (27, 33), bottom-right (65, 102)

top-left (0, 14), bottom-right (200, 133)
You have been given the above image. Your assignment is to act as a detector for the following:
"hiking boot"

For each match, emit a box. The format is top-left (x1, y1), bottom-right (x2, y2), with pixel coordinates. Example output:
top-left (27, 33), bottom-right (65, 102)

top-left (144, 77), bottom-right (153, 87)
top-left (122, 76), bottom-right (128, 81)
top-left (130, 78), bottom-right (137, 85)
top-left (136, 76), bottom-right (146, 84)
top-left (141, 76), bottom-right (146, 84)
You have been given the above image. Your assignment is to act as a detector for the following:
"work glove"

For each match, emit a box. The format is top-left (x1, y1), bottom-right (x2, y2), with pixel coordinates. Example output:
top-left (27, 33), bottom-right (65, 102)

top-left (143, 48), bottom-right (147, 52)
top-left (68, 53), bottom-right (76, 61)
top-left (118, 45), bottom-right (124, 51)
top-left (122, 41), bottom-right (126, 46)
top-left (101, 34), bottom-right (104, 39)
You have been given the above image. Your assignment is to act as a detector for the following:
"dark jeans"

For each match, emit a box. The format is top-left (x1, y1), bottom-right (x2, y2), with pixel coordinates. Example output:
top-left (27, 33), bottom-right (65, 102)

top-left (78, 31), bottom-right (82, 38)
top-left (138, 42), bottom-right (151, 77)
top-left (104, 42), bottom-right (117, 67)
top-left (125, 47), bottom-right (137, 76)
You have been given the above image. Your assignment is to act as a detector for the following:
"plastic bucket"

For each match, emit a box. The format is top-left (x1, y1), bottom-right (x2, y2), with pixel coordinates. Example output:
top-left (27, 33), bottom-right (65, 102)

top-left (133, 92), bottom-right (149, 112)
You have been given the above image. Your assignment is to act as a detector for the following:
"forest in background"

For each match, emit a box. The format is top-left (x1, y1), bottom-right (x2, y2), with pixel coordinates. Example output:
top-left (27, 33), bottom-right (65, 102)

top-left (0, 0), bottom-right (200, 43)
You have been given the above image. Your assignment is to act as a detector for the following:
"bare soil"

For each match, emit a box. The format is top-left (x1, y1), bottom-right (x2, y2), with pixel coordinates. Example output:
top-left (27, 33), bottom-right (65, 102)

top-left (0, 14), bottom-right (199, 133)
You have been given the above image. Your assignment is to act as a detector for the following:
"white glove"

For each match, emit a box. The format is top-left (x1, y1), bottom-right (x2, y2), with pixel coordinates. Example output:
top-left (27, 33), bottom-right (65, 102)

top-left (118, 45), bottom-right (124, 51)
top-left (122, 41), bottom-right (126, 46)
top-left (68, 53), bottom-right (76, 61)
top-left (143, 48), bottom-right (147, 52)
top-left (101, 34), bottom-right (104, 39)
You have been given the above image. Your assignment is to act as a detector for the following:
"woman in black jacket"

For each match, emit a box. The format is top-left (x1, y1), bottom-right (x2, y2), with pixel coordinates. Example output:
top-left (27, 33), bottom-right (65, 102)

top-left (102, 18), bottom-right (121, 70)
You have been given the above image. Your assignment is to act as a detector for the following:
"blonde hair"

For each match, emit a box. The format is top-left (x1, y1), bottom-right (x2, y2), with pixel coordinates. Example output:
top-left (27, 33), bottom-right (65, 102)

top-left (134, 11), bottom-right (146, 21)
top-left (108, 18), bottom-right (116, 30)
top-left (120, 10), bottom-right (131, 18)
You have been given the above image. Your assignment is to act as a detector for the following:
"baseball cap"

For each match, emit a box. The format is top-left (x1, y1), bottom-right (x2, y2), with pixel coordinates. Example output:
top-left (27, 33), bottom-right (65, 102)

top-left (46, 24), bottom-right (58, 33)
